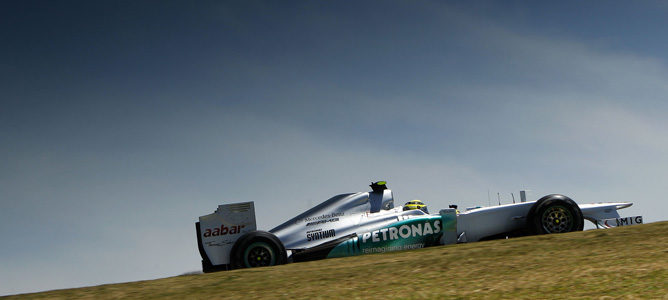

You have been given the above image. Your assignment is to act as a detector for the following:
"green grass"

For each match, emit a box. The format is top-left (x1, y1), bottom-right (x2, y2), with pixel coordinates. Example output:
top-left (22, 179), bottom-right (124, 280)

top-left (6, 222), bottom-right (668, 299)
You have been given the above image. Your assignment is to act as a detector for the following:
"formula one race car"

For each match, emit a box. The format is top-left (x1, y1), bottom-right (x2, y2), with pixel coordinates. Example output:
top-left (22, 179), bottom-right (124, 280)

top-left (195, 182), bottom-right (642, 272)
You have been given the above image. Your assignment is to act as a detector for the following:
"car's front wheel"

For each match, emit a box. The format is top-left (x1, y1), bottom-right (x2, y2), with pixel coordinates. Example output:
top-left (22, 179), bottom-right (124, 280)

top-left (528, 195), bottom-right (584, 234)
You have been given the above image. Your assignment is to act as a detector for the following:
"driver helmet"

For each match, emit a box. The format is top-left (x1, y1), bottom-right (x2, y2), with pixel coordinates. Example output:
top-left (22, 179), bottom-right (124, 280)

top-left (403, 200), bottom-right (429, 213)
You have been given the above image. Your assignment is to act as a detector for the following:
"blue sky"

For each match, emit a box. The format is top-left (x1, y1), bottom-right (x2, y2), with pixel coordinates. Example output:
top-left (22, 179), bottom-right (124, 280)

top-left (2, 1), bottom-right (668, 295)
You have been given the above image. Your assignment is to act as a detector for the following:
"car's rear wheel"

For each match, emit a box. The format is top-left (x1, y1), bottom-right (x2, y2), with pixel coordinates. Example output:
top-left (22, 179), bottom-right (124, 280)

top-left (243, 241), bottom-right (276, 267)
top-left (528, 195), bottom-right (584, 234)
top-left (231, 231), bottom-right (286, 269)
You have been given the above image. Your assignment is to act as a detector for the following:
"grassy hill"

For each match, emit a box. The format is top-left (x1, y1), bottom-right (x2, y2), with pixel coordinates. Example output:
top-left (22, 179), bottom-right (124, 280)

top-left (6, 221), bottom-right (668, 299)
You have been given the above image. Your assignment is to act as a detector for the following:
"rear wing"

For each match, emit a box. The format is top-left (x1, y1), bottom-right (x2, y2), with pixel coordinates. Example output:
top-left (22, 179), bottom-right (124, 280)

top-left (197, 202), bottom-right (257, 269)
top-left (579, 202), bottom-right (643, 229)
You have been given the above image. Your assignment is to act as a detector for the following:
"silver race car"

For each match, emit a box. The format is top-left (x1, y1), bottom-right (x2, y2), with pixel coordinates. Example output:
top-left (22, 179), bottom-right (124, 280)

top-left (195, 182), bottom-right (642, 272)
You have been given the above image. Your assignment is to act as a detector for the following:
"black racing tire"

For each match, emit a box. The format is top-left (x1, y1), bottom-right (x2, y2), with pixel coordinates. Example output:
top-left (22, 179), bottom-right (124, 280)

top-left (230, 231), bottom-right (287, 269)
top-left (527, 194), bottom-right (584, 235)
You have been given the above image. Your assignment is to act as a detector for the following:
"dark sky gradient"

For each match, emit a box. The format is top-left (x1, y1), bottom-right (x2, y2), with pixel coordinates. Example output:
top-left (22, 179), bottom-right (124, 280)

top-left (2, 1), bottom-right (668, 295)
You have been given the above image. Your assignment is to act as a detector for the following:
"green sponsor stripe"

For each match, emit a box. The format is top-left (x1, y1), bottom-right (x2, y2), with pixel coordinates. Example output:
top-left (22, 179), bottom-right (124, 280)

top-left (326, 216), bottom-right (451, 258)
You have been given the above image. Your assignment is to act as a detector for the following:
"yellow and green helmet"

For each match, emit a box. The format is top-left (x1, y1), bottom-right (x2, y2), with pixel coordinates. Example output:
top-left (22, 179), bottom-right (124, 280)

top-left (403, 200), bottom-right (428, 213)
